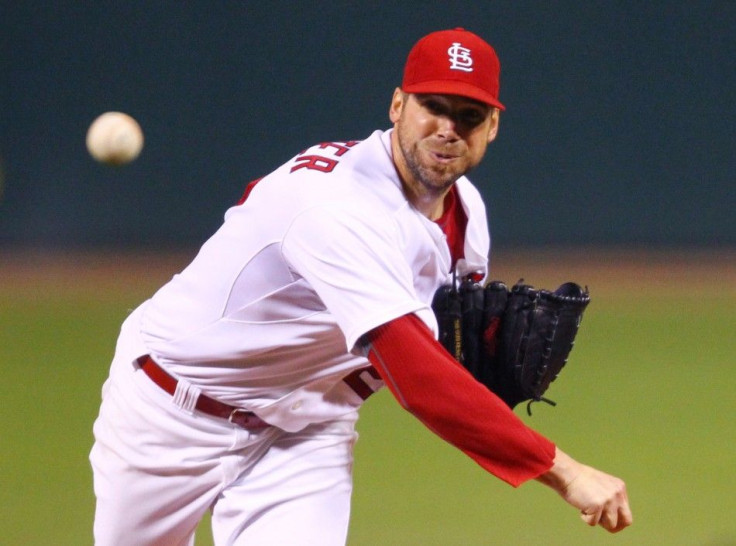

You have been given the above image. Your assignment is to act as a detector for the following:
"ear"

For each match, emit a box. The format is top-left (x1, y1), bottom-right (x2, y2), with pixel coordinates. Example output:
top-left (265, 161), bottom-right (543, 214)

top-left (389, 88), bottom-right (405, 123)
top-left (487, 108), bottom-right (500, 143)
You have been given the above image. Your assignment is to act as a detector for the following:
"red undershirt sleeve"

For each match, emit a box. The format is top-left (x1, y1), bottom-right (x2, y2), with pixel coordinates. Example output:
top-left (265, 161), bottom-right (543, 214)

top-left (364, 313), bottom-right (556, 487)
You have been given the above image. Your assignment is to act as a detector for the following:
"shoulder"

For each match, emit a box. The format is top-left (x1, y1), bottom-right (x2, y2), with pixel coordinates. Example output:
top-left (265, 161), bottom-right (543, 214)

top-left (287, 130), bottom-right (391, 176)
top-left (266, 131), bottom-right (404, 209)
top-left (286, 200), bottom-right (397, 248)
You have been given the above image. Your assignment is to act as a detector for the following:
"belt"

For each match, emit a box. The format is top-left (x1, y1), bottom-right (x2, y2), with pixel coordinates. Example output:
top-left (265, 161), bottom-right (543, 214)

top-left (137, 355), bottom-right (271, 430)
top-left (138, 356), bottom-right (382, 430)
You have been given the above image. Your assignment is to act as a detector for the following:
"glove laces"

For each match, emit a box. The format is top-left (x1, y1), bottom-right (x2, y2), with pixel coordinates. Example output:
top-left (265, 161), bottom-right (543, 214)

top-left (526, 396), bottom-right (556, 416)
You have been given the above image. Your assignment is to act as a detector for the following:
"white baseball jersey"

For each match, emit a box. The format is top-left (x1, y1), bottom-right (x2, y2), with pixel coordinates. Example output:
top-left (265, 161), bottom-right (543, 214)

top-left (118, 129), bottom-right (490, 432)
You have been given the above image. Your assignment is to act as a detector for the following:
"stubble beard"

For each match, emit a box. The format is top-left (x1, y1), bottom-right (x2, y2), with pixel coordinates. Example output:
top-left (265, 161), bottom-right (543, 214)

top-left (397, 131), bottom-right (462, 199)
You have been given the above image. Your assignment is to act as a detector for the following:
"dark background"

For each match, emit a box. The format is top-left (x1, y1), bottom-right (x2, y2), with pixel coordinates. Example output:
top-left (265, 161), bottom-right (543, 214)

top-left (2, 2), bottom-right (734, 251)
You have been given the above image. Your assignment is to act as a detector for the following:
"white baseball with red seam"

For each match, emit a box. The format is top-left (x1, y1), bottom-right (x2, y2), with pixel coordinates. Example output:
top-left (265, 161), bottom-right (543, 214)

top-left (86, 111), bottom-right (144, 165)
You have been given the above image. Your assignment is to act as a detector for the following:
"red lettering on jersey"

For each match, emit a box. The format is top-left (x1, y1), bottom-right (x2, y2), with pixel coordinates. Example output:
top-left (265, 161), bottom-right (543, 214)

top-left (317, 141), bottom-right (360, 156)
top-left (290, 155), bottom-right (338, 173)
top-left (237, 177), bottom-right (264, 205)
top-left (290, 140), bottom-right (360, 174)
top-left (241, 141), bottom-right (361, 202)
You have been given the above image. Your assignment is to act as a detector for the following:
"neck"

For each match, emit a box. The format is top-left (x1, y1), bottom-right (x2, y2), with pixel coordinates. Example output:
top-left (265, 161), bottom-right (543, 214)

top-left (402, 180), bottom-right (448, 220)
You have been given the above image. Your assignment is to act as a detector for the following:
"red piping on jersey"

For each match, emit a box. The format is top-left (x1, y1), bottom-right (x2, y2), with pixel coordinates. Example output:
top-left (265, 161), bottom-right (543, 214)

top-left (237, 177), bottom-right (264, 205)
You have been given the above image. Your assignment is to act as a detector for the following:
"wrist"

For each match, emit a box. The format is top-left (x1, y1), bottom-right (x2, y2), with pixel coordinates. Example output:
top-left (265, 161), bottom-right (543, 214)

top-left (536, 447), bottom-right (582, 493)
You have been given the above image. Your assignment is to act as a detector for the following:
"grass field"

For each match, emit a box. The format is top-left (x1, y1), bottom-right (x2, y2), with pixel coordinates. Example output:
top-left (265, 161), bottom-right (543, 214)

top-left (1, 248), bottom-right (734, 545)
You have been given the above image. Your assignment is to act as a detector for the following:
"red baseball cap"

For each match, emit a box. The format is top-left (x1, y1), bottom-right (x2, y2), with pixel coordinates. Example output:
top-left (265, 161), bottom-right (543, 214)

top-left (402, 28), bottom-right (505, 110)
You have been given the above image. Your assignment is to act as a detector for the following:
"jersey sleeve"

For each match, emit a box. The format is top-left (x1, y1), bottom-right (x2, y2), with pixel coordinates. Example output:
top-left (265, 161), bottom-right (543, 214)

top-left (365, 313), bottom-right (556, 487)
top-left (281, 204), bottom-right (435, 350)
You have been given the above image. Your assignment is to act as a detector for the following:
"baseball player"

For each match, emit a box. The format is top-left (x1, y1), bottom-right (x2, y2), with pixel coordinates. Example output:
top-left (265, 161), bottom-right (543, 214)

top-left (90, 28), bottom-right (632, 545)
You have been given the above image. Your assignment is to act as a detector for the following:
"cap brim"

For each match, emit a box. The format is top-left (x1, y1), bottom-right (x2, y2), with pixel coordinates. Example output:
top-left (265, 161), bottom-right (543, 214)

top-left (403, 80), bottom-right (505, 111)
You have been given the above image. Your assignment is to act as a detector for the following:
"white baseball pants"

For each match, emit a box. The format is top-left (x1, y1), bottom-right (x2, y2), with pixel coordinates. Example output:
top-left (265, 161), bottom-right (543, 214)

top-left (90, 353), bottom-right (358, 545)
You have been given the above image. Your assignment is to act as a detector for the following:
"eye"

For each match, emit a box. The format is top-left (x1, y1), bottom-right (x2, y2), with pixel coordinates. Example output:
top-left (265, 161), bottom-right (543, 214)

top-left (423, 99), bottom-right (446, 115)
top-left (458, 108), bottom-right (486, 127)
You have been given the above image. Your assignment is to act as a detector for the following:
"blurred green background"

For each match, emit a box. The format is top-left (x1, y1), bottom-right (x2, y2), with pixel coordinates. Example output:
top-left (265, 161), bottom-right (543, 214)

top-left (1, 249), bottom-right (733, 545)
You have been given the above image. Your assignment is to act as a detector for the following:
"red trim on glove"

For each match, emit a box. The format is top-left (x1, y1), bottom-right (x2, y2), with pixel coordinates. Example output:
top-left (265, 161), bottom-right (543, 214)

top-left (365, 313), bottom-right (556, 487)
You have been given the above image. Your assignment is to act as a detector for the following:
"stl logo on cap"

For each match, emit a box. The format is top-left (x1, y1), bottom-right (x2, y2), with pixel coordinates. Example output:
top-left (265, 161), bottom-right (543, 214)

top-left (401, 28), bottom-right (505, 110)
top-left (448, 42), bottom-right (473, 72)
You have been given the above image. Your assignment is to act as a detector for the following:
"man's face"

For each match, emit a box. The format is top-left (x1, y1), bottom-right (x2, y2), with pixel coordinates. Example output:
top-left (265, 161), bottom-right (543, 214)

top-left (389, 90), bottom-right (499, 196)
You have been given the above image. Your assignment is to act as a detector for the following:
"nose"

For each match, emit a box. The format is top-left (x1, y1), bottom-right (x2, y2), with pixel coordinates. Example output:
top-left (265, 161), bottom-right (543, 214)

top-left (435, 115), bottom-right (460, 140)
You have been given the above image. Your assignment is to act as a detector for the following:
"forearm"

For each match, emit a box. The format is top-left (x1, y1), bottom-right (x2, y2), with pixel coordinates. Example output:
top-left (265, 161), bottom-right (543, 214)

top-left (365, 313), bottom-right (556, 487)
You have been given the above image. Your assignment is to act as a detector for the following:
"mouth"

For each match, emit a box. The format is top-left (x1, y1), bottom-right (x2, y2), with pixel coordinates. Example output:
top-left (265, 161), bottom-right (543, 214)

top-left (429, 150), bottom-right (460, 164)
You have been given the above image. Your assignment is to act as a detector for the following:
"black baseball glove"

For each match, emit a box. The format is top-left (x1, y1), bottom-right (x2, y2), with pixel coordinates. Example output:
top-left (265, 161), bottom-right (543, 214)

top-left (432, 278), bottom-right (590, 414)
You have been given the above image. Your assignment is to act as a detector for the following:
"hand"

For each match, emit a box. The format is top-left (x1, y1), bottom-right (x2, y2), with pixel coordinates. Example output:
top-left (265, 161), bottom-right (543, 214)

top-left (536, 448), bottom-right (633, 533)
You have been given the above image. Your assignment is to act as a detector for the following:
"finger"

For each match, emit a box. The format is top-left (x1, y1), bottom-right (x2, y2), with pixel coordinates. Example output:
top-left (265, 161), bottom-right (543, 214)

top-left (615, 502), bottom-right (634, 531)
top-left (608, 488), bottom-right (633, 532)
top-left (601, 500), bottom-right (635, 533)
top-left (600, 507), bottom-right (618, 532)
top-left (580, 510), bottom-right (601, 527)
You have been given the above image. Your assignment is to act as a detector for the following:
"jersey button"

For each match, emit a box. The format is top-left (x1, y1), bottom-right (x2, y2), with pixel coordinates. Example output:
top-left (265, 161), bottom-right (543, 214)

top-left (291, 401), bottom-right (303, 411)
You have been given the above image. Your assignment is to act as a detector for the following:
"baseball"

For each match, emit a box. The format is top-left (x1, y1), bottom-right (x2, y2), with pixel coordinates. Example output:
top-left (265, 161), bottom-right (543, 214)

top-left (86, 111), bottom-right (144, 165)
